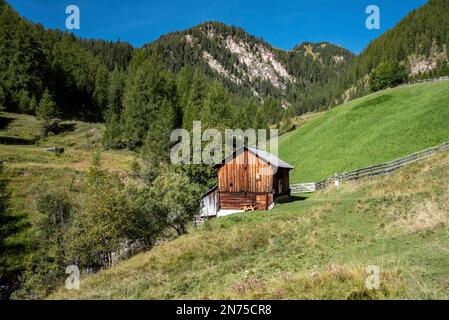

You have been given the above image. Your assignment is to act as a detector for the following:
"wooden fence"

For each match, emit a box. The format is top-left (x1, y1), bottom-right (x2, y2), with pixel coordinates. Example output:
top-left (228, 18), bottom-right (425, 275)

top-left (291, 140), bottom-right (449, 193)
top-left (290, 183), bottom-right (316, 194)
top-left (402, 76), bottom-right (449, 86)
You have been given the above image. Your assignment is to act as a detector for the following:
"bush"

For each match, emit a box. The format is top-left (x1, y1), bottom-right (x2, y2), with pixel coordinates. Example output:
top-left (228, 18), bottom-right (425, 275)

top-left (13, 187), bottom-right (73, 299)
top-left (369, 62), bottom-right (408, 92)
top-left (150, 166), bottom-right (202, 235)
top-left (65, 151), bottom-right (132, 269)
top-left (14, 152), bottom-right (205, 297)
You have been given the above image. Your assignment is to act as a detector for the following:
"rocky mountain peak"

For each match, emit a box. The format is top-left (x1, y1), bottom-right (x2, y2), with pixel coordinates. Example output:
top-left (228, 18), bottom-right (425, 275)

top-left (149, 22), bottom-right (354, 101)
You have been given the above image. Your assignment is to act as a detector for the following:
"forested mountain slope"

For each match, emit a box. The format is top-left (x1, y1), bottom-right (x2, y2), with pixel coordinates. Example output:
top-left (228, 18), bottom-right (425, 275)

top-left (148, 21), bottom-right (354, 106)
top-left (329, 0), bottom-right (449, 105)
top-left (0, 2), bottom-right (295, 155)
top-left (0, 0), bottom-right (133, 121)
top-left (2, 0), bottom-right (449, 121)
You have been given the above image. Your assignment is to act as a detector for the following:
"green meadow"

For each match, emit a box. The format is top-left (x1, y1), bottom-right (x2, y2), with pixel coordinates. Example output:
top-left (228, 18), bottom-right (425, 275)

top-left (279, 81), bottom-right (449, 183)
top-left (3, 81), bottom-right (449, 300)
top-left (50, 151), bottom-right (449, 299)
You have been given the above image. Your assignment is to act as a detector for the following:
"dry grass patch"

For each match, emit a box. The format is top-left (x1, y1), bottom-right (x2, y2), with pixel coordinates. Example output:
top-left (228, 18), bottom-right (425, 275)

top-left (384, 193), bottom-right (449, 234)
top-left (224, 264), bottom-right (403, 300)
top-left (319, 152), bottom-right (449, 235)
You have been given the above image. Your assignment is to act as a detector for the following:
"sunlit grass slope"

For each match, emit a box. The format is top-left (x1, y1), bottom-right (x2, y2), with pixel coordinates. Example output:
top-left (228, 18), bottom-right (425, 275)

top-left (0, 112), bottom-right (138, 261)
top-left (51, 150), bottom-right (449, 300)
top-left (279, 81), bottom-right (449, 183)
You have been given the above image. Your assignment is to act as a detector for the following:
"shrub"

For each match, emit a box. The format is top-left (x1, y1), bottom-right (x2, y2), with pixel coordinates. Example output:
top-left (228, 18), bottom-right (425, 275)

top-left (369, 62), bottom-right (408, 92)
top-left (13, 187), bottom-right (73, 299)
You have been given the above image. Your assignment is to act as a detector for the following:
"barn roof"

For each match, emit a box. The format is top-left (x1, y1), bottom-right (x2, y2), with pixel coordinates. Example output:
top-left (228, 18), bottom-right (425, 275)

top-left (201, 185), bottom-right (218, 198)
top-left (215, 146), bottom-right (295, 169)
top-left (246, 146), bottom-right (295, 169)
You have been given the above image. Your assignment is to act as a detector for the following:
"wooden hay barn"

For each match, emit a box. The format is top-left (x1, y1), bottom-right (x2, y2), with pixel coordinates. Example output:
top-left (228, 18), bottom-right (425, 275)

top-left (200, 146), bottom-right (294, 217)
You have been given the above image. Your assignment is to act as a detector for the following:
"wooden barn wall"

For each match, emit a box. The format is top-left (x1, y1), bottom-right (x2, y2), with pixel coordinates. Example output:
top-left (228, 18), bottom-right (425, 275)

top-left (200, 190), bottom-right (218, 216)
top-left (218, 149), bottom-right (274, 193)
top-left (219, 193), bottom-right (254, 209)
top-left (219, 192), bottom-right (270, 210)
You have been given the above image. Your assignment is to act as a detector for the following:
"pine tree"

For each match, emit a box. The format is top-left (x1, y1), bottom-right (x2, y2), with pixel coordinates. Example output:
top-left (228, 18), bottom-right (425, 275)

top-left (182, 70), bottom-right (207, 130)
top-left (102, 68), bottom-right (126, 149)
top-left (87, 150), bottom-right (107, 186)
top-left (93, 64), bottom-right (109, 119)
top-left (17, 89), bottom-right (30, 114)
top-left (0, 6), bottom-right (47, 112)
top-left (122, 54), bottom-right (176, 148)
top-left (176, 66), bottom-right (194, 111)
top-left (107, 67), bottom-right (125, 115)
top-left (142, 98), bottom-right (176, 165)
top-left (201, 80), bottom-right (230, 129)
top-left (36, 89), bottom-right (58, 122)
top-left (29, 95), bottom-right (38, 114)
top-left (253, 108), bottom-right (266, 131)
top-left (121, 62), bottom-right (154, 148)
top-left (102, 109), bottom-right (123, 149)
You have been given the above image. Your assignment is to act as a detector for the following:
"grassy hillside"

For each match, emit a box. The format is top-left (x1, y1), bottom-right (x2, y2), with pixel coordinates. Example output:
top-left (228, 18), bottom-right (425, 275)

top-left (4, 80), bottom-right (449, 300)
top-left (50, 149), bottom-right (449, 299)
top-left (279, 81), bottom-right (449, 183)
top-left (0, 112), bottom-right (138, 253)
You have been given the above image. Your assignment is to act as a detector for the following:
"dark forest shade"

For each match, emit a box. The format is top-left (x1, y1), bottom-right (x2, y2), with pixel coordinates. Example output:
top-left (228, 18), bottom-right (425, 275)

top-left (0, 0), bottom-right (133, 121)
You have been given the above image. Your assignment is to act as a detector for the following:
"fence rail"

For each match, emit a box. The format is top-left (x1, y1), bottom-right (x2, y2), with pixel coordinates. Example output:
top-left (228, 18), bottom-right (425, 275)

top-left (291, 140), bottom-right (449, 193)
top-left (290, 183), bottom-right (316, 194)
top-left (289, 77), bottom-right (449, 194)
top-left (402, 76), bottom-right (449, 86)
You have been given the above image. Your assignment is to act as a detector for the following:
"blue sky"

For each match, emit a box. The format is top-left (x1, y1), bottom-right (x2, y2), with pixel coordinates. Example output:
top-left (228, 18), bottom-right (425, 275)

top-left (8, 0), bottom-right (428, 54)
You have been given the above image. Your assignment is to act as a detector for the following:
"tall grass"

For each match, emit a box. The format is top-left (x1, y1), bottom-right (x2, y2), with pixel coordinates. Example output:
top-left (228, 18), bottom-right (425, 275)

top-left (50, 152), bottom-right (449, 300)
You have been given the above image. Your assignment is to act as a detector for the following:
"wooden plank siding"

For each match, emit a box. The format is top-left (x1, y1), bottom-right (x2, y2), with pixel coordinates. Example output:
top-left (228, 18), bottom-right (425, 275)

top-left (213, 147), bottom-right (293, 212)
top-left (217, 149), bottom-right (276, 210)
top-left (219, 192), bottom-right (271, 210)
top-left (200, 188), bottom-right (219, 216)
top-left (219, 192), bottom-right (254, 209)
top-left (218, 149), bottom-right (274, 193)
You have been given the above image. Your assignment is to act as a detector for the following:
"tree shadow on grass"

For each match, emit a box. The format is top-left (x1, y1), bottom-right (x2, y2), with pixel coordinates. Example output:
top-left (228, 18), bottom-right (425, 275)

top-left (352, 94), bottom-right (393, 111)
top-left (0, 116), bottom-right (12, 130)
top-left (52, 122), bottom-right (76, 135)
top-left (276, 194), bottom-right (311, 204)
top-left (0, 135), bottom-right (37, 145)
